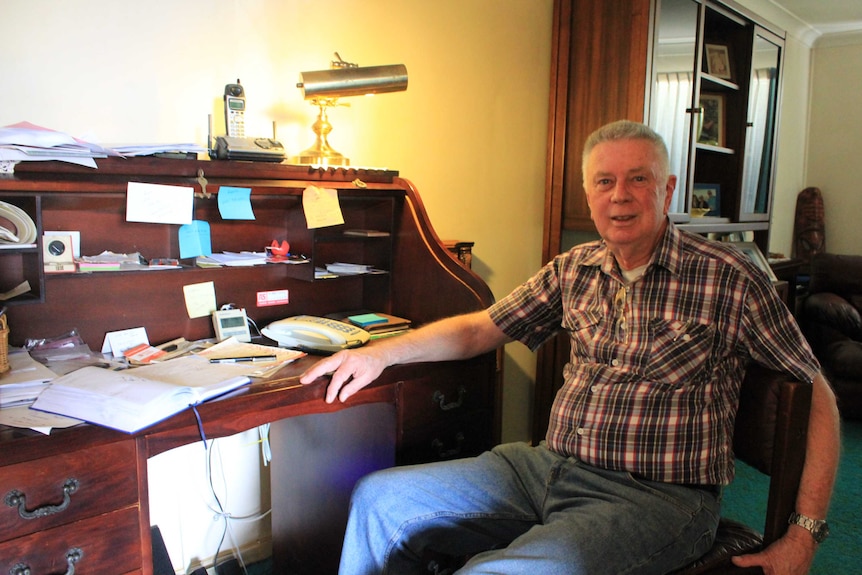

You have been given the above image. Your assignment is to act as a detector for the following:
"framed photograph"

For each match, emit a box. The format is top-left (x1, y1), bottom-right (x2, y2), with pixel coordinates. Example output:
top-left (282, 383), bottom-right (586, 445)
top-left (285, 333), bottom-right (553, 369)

top-left (692, 183), bottom-right (720, 217)
top-left (698, 93), bottom-right (725, 147)
top-left (705, 43), bottom-right (732, 80)
top-left (733, 241), bottom-right (777, 282)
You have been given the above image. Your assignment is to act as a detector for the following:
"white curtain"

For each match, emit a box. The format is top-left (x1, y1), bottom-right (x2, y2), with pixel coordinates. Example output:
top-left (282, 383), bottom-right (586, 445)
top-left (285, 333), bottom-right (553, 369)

top-left (741, 68), bottom-right (777, 214)
top-left (651, 72), bottom-right (694, 214)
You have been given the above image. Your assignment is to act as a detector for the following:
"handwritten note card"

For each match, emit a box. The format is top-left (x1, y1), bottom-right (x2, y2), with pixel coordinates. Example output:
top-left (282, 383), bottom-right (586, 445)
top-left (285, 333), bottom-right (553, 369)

top-left (126, 182), bottom-right (194, 225)
top-left (302, 185), bottom-right (344, 229)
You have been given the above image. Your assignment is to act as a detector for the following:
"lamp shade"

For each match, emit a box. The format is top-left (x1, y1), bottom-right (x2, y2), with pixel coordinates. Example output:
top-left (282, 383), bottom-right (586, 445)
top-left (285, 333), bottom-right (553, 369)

top-left (297, 64), bottom-right (408, 100)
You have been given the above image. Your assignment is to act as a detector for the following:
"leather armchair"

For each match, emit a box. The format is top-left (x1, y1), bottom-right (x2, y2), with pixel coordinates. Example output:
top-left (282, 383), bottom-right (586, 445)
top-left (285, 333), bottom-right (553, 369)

top-left (671, 364), bottom-right (811, 574)
top-left (800, 252), bottom-right (862, 419)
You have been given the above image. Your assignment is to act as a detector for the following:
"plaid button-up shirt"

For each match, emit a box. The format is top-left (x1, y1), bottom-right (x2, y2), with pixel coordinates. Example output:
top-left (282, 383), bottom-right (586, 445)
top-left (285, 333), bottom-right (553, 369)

top-left (489, 223), bottom-right (819, 485)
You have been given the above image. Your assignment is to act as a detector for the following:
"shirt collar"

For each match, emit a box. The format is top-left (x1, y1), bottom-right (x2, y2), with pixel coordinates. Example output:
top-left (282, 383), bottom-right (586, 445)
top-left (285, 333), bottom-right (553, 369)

top-left (579, 220), bottom-right (683, 279)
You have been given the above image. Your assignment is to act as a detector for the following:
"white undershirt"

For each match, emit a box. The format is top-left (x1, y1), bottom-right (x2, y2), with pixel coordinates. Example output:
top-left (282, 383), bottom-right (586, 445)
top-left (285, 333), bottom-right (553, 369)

top-left (621, 263), bottom-right (648, 284)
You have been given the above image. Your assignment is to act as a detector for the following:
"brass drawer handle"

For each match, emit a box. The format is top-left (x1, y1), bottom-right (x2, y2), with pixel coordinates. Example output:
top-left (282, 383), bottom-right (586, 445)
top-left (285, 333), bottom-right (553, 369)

top-left (11, 547), bottom-right (83, 575)
top-left (432, 386), bottom-right (466, 411)
top-left (5, 478), bottom-right (79, 520)
top-left (431, 432), bottom-right (465, 459)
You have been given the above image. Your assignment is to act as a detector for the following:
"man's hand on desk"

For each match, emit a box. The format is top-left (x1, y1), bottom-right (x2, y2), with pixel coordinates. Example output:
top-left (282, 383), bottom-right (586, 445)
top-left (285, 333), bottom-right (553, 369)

top-left (299, 346), bottom-right (390, 404)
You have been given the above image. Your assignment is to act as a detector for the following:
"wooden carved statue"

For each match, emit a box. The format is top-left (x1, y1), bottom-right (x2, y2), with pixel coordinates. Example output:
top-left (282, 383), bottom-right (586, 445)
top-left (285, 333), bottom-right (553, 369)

top-left (792, 187), bottom-right (825, 267)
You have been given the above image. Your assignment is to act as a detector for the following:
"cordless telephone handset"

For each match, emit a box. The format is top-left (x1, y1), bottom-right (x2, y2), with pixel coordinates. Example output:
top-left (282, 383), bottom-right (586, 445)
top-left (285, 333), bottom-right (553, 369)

top-left (224, 80), bottom-right (246, 138)
top-left (212, 79), bottom-right (285, 162)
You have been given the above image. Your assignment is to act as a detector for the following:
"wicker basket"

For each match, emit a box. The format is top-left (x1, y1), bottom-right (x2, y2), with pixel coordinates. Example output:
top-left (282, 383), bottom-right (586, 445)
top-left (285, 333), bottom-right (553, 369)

top-left (0, 315), bottom-right (9, 374)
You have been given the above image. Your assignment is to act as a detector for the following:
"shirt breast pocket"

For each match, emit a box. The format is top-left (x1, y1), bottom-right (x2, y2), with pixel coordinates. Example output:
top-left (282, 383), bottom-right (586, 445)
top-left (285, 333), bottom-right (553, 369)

top-left (645, 319), bottom-right (716, 386)
top-left (564, 309), bottom-right (602, 360)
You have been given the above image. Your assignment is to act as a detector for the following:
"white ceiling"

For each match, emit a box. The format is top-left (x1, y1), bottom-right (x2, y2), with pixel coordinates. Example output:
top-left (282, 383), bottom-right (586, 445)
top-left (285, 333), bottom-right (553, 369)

top-left (770, 0), bottom-right (862, 36)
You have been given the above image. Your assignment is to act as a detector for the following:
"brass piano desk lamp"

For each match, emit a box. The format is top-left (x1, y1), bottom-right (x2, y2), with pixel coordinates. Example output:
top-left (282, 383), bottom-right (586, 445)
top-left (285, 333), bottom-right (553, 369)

top-left (293, 54), bottom-right (408, 166)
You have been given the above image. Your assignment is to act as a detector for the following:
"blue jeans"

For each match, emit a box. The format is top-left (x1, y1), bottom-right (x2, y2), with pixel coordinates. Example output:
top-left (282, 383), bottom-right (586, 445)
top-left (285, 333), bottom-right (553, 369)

top-left (338, 442), bottom-right (721, 575)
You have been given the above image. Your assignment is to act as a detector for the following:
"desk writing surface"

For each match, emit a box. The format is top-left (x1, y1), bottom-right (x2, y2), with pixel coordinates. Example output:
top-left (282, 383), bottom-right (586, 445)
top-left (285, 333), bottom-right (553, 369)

top-left (0, 354), bottom-right (403, 459)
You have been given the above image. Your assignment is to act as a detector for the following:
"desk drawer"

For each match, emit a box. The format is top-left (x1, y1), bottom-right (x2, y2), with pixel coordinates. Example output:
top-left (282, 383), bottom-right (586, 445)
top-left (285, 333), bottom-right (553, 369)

top-left (0, 505), bottom-right (141, 575)
top-left (398, 410), bottom-right (492, 465)
top-left (0, 440), bottom-right (139, 541)
top-left (399, 371), bottom-right (492, 431)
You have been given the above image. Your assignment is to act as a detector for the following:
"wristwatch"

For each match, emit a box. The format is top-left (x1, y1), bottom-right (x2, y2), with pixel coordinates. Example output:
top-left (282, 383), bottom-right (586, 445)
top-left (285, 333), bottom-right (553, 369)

top-left (788, 512), bottom-right (830, 543)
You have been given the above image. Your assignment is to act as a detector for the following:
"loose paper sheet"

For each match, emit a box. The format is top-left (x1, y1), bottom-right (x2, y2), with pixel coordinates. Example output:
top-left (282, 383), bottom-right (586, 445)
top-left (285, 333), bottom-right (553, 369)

top-left (126, 182), bottom-right (194, 225)
top-left (0, 405), bottom-right (82, 434)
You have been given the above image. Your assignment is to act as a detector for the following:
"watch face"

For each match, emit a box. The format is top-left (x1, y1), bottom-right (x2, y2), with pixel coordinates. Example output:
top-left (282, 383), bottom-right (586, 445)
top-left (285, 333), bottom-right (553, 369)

top-left (813, 522), bottom-right (830, 543)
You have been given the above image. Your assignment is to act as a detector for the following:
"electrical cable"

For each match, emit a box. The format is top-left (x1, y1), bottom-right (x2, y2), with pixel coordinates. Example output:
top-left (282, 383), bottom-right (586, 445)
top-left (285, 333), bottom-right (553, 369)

top-left (203, 436), bottom-right (273, 575)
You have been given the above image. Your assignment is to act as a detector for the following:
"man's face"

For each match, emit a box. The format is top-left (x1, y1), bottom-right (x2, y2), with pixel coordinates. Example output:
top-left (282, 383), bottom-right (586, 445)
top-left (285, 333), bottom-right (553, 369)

top-left (584, 139), bottom-right (676, 262)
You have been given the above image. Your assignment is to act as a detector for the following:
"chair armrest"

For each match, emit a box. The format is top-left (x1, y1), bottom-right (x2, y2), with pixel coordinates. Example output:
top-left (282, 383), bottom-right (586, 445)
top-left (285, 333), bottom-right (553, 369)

top-left (733, 364), bottom-right (812, 545)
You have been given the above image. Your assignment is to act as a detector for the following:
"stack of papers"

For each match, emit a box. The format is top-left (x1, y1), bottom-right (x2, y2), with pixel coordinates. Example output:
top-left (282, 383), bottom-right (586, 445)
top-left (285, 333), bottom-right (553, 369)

top-left (0, 121), bottom-right (116, 168)
top-left (196, 337), bottom-right (306, 378)
top-left (0, 351), bottom-right (58, 407)
top-left (76, 251), bottom-right (146, 272)
top-left (108, 143), bottom-right (206, 158)
top-left (196, 252), bottom-right (269, 267)
top-left (196, 252), bottom-right (310, 268)
top-left (325, 262), bottom-right (384, 275)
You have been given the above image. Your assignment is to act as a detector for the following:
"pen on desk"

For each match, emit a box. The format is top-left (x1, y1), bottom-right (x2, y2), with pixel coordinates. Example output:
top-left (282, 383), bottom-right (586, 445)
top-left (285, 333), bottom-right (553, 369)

top-left (209, 355), bottom-right (277, 364)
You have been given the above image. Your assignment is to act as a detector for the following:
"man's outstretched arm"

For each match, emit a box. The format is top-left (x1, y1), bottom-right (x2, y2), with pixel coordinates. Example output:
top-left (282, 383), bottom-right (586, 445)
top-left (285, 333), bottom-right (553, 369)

top-left (299, 310), bottom-right (511, 404)
top-left (732, 372), bottom-right (841, 574)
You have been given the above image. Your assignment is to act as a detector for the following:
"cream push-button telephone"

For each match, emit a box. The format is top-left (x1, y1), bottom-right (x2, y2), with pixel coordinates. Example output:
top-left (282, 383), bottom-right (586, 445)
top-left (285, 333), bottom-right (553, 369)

top-left (262, 315), bottom-right (370, 354)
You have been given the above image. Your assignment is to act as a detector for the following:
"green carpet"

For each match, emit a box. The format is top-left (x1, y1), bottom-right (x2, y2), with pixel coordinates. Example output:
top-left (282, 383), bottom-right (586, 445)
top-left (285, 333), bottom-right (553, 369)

top-left (722, 418), bottom-right (861, 573)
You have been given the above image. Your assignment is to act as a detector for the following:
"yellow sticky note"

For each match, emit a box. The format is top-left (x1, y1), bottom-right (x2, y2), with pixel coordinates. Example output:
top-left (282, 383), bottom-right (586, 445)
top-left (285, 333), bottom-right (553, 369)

top-left (302, 185), bottom-right (344, 229)
top-left (183, 281), bottom-right (217, 319)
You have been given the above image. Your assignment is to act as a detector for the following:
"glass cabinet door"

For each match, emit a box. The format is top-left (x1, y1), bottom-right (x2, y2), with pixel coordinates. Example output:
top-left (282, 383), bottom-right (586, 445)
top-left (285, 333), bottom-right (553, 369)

top-left (739, 27), bottom-right (782, 221)
top-left (649, 0), bottom-right (701, 218)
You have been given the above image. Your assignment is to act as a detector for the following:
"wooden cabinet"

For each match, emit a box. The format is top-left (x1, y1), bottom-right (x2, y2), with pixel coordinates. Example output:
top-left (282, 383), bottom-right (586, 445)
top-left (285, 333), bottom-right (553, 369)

top-left (537, 0), bottom-right (786, 443)
top-left (650, 0), bottom-right (785, 251)
top-left (0, 438), bottom-right (143, 575)
top-left (544, 0), bottom-right (785, 260)
top-left (0, 159), bottom-right (500, 575)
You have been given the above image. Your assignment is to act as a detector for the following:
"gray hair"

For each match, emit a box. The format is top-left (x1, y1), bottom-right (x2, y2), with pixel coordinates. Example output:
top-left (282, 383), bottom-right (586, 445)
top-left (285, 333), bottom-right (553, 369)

top-left (581, 120), bottom-right (671, 182)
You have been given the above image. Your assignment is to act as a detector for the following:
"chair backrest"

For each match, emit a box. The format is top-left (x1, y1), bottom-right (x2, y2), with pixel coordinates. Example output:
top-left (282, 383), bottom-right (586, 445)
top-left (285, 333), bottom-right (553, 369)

top-left (809, 252), bottom-right (862, 299)
top-left (732, 364), bottom-right (812, 544)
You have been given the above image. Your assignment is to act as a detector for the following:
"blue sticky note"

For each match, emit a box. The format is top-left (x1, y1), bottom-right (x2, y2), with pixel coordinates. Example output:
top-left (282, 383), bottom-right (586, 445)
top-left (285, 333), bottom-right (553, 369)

top-left (218, 186), bottom-right (255, 220)
top-left (179, 220), bottom-right (212, 259)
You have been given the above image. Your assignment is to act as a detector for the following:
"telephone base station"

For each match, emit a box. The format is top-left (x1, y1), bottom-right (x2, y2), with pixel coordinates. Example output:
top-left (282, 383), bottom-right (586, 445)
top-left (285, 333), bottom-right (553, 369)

top-left (212, 136), bottom-right (286, 162)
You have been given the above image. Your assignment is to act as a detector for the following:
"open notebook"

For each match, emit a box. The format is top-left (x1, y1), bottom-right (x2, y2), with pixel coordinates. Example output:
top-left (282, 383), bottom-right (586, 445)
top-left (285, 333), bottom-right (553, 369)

top-left (31, 356), bottom-right (251, 433)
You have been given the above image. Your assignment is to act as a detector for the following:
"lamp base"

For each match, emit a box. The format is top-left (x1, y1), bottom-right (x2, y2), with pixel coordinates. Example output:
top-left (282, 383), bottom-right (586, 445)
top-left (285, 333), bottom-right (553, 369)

top-left (290, 148), bottom-right (349, 167)
top-left (292, 101), bottom-right (350, 166)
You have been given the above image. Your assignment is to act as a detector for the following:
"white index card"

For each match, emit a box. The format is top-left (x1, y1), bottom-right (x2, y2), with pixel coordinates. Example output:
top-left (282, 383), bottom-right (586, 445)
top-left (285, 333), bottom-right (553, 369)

top-left (126, 182), bottom-right (194, 225)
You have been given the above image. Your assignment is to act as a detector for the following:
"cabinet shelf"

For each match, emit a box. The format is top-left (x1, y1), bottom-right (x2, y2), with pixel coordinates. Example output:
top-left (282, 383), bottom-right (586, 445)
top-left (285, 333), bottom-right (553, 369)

top-left (678, 220), bottom-right (769, 234)
top-left (702, 73), bottom-right (740, 91)
top-left (0, 158), bottom-right (495, 352)
top-left (696, 142), bottom-right (735, 155)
